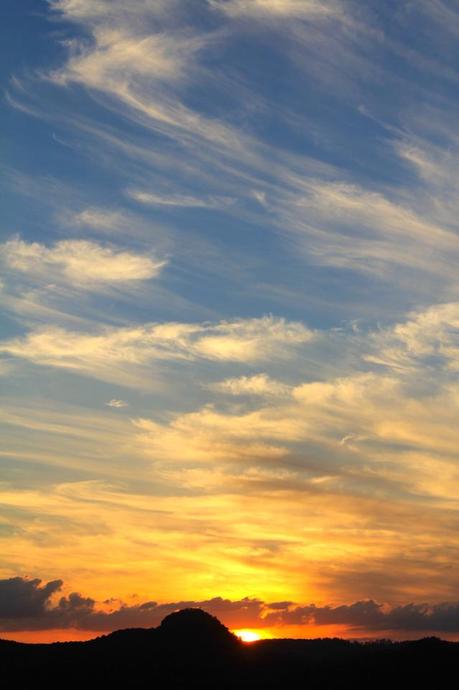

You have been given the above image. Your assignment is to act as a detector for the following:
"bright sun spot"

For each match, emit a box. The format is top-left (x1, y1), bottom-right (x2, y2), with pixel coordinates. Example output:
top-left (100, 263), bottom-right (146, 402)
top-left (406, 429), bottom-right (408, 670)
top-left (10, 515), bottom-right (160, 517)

top-left (234, 629), bottom-right (261, 643)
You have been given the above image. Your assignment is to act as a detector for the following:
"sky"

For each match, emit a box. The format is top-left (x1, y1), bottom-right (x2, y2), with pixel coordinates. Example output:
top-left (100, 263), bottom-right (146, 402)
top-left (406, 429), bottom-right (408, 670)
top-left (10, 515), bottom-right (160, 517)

top-left (1, 0), bottom-right (459, 643)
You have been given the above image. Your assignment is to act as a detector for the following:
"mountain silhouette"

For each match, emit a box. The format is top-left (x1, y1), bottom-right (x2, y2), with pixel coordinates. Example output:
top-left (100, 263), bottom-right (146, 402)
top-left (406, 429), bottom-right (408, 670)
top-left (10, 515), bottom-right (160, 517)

top-left (1, 608), bottom-right (458, 688)
top-left (159, 607), bottom-right (239, 649)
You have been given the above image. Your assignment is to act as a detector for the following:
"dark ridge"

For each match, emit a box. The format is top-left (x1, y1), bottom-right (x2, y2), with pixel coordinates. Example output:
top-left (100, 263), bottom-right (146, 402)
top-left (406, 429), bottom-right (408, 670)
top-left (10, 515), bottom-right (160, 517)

top-left (159, 607), bottom-right (239, 647)
top-left (1, 609), bottom-right (458, 689)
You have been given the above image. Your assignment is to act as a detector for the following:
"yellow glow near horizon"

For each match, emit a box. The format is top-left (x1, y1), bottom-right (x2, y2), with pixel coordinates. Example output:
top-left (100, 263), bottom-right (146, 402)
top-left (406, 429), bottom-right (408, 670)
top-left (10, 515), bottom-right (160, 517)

top-left (234, 629), bottom-right (262, 643)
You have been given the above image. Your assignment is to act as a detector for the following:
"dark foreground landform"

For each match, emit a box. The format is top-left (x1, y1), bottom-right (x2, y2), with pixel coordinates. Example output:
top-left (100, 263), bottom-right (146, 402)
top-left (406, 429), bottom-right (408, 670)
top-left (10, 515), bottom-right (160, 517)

top-left (1, 608), bottom-right (458, 688)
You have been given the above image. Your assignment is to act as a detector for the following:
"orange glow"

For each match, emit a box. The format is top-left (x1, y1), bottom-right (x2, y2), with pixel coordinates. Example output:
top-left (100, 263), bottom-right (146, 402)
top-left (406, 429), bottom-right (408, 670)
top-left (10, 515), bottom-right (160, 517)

top-left (4, 624), bottom-right (459, 645)
top-left (0, 629), bottom-right (101, 644)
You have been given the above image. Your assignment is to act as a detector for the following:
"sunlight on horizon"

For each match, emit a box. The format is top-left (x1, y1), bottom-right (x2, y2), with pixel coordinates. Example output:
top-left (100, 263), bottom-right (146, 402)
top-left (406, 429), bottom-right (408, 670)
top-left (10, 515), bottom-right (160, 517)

top-left (234, 630), bottom-right (263, 643)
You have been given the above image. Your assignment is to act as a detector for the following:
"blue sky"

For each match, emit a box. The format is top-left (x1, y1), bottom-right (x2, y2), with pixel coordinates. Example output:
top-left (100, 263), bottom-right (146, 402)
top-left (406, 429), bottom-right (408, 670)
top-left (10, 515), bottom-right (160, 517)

top-left (1, 0), bottom-right (459, 640)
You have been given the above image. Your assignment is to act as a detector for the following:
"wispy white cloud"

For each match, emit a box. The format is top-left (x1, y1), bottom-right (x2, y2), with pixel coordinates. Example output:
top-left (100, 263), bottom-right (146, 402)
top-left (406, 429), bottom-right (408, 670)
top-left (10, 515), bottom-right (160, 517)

top-left (106, 399), bottom-right (129, 408)
top-left (293, 180), bottom-right (457, 250)
top-left (45, 0), bottom-right (267, 163)
top-left (50, 0), bottom-right (177, 23)
top-left (209, 373), bottom-right (290, 397)
top-left (190, 317), bottom-right (313, 361)
top-left (68, 208), bottom-right (126, 231)
top-left (0, 238), bottom-right (166, 288)
top-left (49, 0), bottom-right (189, 83)
top-left (211, 0), bottom-right (345, 20)
top-left (0, 316), bottom-right (314, 385)
top-left (52, 28), bottom-right (196, 90)
top-left (365, 302), bottom-right (459, 373)
top-left (48, 0), bottom-right (223, 144)
top-left (128, 189), bottom-right (234, 209)
top-left (267, 176), bottom-right (459, 293)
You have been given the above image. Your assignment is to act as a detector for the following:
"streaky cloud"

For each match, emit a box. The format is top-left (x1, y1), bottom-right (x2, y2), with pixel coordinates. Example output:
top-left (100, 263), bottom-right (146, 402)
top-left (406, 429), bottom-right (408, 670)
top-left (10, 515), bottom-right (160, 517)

top-left (0, 237), bottom-right (166, 288)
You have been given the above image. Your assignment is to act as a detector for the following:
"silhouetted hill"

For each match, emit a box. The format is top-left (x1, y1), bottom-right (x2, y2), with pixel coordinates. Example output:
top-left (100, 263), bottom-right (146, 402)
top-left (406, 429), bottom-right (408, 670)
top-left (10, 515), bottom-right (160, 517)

top-left (1, 609), bottom-right (458, 688)
top-left (159, 607), bottom-right (239, 649)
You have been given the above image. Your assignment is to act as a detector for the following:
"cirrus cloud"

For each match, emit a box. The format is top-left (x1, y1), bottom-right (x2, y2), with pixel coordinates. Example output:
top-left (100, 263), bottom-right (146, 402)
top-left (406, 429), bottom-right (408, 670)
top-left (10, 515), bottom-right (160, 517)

top-left (0, 316), bottom-right (314, 385)
top-left (210, 0), bottom-right (345, 20)
top-left (0, 238), bottom-right (166, 288)
top-left (209, 373), bottom-right (290, 397)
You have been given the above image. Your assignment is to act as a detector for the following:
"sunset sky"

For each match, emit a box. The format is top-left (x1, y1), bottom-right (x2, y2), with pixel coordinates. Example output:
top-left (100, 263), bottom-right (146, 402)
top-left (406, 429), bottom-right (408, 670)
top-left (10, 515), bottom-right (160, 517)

top-left (1, 0), bottom-right (459, 642)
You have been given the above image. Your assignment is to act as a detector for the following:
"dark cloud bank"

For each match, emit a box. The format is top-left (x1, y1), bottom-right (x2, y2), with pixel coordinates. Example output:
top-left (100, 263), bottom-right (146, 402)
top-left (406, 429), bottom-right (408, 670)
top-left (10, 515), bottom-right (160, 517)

top-left (2, 577), bottom-right (459, 635)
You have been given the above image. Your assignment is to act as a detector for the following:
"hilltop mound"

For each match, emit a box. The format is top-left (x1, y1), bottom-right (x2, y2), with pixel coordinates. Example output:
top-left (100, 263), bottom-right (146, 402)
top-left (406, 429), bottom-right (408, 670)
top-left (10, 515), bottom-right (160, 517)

top-left (159, 607), bottom-right (239, 650)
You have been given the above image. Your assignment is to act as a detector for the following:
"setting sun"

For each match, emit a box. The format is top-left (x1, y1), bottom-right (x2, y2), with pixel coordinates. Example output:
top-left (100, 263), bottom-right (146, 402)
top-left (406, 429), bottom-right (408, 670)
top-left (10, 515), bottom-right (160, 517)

top-left (234, 630), bottom-right (262, 643)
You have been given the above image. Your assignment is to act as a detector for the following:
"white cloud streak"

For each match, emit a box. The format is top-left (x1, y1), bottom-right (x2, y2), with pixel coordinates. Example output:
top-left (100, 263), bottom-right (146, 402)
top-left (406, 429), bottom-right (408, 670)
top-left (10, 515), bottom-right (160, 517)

top-left (0, 316), bottom-right (314, 385)
top-left (106, 399), bottom-right (129, 408)
top-left (1, 238), bottom-right (166, 288)
top-left (209, 373), bottom-right (290, 397)
top-left (211, 0), bottom-right (345, 20)
top-left (128, 189), bottom-right (234, 209)
top-left (69, 208), bottom-right (126, 231)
